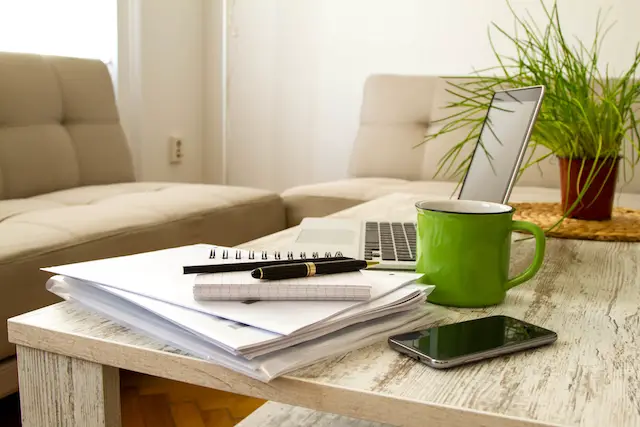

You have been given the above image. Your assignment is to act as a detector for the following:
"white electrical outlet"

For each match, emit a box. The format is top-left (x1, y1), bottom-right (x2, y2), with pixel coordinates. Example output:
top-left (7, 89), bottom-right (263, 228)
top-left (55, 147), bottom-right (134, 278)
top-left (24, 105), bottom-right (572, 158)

top-left (169, 137), bottom-right (183, 164)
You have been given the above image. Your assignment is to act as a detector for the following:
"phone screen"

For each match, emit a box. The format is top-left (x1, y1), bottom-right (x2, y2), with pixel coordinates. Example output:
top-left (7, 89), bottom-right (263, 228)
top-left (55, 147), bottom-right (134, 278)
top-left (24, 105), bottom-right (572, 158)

top-left (390, 315), bottom-right (556, 361)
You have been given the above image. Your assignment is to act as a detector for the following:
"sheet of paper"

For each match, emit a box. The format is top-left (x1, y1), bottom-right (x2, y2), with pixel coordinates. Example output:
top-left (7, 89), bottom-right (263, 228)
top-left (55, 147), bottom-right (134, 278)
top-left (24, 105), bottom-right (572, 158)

top-left (46, 274), bottom-right (428, 358)
top-left (46, 277), bottom-right (263, 377)
top-left (44, 244), bottom-right (423, 335)
top-left (47, 277), bottom-right (435, 382)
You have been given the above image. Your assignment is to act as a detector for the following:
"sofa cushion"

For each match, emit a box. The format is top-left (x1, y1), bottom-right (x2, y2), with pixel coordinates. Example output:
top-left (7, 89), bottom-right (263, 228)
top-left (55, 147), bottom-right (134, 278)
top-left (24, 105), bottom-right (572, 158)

top-left (348, 75), bottom-right (436, 180)
top-left (281, 178), bottom-right (640, 227)
top-left (0, 182), bottom-right (286, 359)
top-left (0, 53), bottom-right (134, 200)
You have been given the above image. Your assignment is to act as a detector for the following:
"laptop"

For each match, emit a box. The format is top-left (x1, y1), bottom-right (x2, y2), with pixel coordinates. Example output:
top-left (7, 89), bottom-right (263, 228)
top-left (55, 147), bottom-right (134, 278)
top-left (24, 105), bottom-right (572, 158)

top-left (288, 85), bottom-right (545, 270)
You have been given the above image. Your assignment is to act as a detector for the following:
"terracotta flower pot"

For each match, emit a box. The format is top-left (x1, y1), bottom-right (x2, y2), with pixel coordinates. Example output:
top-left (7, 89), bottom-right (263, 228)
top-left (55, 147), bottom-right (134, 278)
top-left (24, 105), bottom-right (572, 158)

top-left (558, 157), bottom-right (619, 221)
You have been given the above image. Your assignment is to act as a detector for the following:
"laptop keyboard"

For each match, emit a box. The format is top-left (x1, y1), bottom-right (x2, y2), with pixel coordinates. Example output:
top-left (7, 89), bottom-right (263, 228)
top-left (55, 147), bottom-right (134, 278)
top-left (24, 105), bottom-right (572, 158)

top-left (364, 221), bottom-right (417, 262)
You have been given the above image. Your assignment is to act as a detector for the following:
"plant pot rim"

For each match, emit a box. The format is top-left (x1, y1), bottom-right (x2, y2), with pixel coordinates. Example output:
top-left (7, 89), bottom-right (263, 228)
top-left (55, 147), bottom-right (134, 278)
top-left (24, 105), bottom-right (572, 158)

top-left (556, 155), bottom-right (621, 162)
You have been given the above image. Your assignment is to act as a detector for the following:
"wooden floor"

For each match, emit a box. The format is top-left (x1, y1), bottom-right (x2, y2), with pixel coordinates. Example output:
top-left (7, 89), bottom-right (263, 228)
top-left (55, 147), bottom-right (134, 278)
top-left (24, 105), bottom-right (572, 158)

top-left (0, 370), bottom-right (266, 427)
top-left (119, 370), bottom-right (266, 426)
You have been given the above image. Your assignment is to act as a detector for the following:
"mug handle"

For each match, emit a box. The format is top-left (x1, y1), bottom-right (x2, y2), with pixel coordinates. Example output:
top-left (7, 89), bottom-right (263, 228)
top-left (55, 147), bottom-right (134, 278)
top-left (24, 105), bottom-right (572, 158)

top-left (504, 220), bottom-right (546, 290)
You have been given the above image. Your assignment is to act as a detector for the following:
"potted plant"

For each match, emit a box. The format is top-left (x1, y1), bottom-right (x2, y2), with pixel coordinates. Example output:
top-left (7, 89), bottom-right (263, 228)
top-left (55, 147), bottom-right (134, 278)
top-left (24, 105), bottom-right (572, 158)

top-left (422, 0), bottom-right (640, 221)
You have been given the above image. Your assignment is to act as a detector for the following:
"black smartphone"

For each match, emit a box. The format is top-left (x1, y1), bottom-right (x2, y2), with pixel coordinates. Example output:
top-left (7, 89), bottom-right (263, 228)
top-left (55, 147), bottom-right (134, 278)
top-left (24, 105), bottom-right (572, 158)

top-left (388, 315), bottom-right (557, 369)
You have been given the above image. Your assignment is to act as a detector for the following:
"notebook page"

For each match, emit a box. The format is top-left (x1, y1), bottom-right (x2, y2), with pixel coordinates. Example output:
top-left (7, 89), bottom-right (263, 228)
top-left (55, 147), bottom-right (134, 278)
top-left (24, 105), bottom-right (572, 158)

top-left (194, 271), bottom-right (372, 300)
top-left (194, 270), bottom-right (372, 296)
top-left (195, 270), bottom-right (370, 287)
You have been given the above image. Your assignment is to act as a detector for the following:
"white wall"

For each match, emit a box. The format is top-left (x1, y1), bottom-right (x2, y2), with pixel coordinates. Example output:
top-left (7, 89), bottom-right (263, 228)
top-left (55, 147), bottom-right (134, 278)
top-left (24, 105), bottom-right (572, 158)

top-left (226, 0), bottom-right (640, 192)
top-left (203, 0), bottom-right (226, 184)
top-left (118, 0), bottom-right (206, 183)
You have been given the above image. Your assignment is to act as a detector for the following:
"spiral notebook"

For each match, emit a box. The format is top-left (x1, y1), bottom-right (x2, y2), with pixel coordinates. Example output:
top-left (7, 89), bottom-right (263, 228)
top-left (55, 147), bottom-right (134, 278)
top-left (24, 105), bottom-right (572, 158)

top-left (208, 247), bottom-right (345, 261)
top-left (183, 247), bottom-right (349, 275)
top-left (191, 246), bottom-right (371, 301)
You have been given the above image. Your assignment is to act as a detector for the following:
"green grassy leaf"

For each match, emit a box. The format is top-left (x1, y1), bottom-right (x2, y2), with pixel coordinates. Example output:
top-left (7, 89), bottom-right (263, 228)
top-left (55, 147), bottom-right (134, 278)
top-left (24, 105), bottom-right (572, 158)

top-left (419, 0), bottom-right (640, 202)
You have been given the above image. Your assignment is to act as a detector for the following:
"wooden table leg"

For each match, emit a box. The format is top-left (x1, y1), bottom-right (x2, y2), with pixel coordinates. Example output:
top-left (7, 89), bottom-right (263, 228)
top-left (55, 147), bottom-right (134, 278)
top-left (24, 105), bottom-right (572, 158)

top-left (16, 345), bottom-right (121, 427)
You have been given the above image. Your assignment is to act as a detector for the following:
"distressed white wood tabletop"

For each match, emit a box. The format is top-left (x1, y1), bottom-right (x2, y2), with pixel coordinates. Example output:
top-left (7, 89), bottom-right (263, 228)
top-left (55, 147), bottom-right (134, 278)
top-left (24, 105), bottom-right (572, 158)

top-left (8, 193), bottom-right (640, 427)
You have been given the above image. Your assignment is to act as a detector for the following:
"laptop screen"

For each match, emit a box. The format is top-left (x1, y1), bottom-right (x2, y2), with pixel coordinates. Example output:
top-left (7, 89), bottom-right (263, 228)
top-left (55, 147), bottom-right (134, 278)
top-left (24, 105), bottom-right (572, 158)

top-left (458, 86), bottom-right (544, 203)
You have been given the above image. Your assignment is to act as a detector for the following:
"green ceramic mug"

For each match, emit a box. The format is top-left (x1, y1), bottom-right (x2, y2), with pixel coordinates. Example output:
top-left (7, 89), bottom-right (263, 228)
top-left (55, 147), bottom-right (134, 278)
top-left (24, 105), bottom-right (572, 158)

top-left (415, 199), bottom-right (546, 307)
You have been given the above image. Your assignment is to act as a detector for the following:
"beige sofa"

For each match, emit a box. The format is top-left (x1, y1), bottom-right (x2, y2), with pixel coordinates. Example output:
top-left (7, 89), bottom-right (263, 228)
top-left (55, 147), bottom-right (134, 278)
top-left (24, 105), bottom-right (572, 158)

top-left (282, 74), bottom-right (640, 226)
top-left (0, 52), bottom-right (286, 396)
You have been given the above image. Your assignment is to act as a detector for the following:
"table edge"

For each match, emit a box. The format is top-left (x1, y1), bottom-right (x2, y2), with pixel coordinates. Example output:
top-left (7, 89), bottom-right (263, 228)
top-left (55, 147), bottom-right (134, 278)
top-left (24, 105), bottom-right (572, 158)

top-left (8, 310), bottom-right (561, 427)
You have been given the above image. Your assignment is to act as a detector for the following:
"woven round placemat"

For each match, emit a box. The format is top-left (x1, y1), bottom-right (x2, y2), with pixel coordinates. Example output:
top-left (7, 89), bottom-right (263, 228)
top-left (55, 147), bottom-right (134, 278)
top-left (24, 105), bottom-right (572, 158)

top-left (511, 202), bottom-right (640, 242)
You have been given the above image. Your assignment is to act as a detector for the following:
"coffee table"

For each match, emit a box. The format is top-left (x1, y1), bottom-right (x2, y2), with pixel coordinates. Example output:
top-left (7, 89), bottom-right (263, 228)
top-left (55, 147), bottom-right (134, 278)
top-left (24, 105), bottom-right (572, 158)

top-left (8, 193), bottom-right (640, 427)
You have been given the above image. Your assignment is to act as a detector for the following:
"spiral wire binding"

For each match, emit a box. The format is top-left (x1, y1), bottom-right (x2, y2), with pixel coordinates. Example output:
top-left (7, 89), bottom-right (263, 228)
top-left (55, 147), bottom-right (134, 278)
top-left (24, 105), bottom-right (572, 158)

top-left (208, 248), bottom-right (343, 260)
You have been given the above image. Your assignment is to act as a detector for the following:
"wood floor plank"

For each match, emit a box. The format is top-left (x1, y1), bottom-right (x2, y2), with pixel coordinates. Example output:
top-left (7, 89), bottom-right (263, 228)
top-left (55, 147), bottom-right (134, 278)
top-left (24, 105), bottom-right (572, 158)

top-left (161, 383), bottom-right (218, 403)
top-left (120, 387), bottom-right (146, 427)
top-left (138, 393), bottom-right (176, 427)
top-left (170, 402), bottom-right (207, 427)
top-left (227, 397), bottom-right (266, 419)
top-left (202, 409), bottom-right (236, 427)
top-left (197, 389), bottom-right (254, 411)
top-left (119, 371), bottom-right (264, 427)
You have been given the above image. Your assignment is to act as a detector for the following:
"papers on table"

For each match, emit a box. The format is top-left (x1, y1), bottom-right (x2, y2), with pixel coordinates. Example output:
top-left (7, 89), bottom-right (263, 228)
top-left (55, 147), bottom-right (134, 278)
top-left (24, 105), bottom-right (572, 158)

top-left (44, 244), bottom-right (421, 335)
top-left (44, 243), bottom-right (435, 381)
top-left (48, 275), bottom-right (433, 381)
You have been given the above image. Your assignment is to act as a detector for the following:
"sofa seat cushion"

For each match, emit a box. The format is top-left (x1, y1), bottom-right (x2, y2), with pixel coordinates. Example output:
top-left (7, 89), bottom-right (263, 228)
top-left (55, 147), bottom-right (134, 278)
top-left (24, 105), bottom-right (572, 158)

top-left (1, 182), bottom-right (285, 262)
top-left (0, 182), bottom-right (286, 360)
top-left (281, 178), bottom-right (640, 227)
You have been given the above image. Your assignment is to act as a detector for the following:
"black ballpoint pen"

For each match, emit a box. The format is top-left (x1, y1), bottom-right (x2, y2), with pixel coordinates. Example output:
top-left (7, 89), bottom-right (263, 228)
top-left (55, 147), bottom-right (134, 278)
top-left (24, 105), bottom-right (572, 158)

top-left (183, 256), bottom-right (352, 274)
top-left (251, 259), bottom-right (379, 280)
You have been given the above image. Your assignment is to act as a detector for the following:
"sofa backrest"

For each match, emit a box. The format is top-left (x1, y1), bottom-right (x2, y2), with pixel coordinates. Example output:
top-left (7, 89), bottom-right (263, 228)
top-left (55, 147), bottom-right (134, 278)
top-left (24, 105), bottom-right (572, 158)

top-left (347, 75), bottom-right (437, 181)
top-left (348, 74), bottom-right (640, 193)
top-left (0, 52), bottom-right (135, 200)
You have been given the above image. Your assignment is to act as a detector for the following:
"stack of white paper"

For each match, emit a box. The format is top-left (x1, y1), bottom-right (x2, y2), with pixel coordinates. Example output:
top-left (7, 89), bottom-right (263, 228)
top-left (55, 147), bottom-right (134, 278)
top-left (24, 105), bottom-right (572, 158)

top-left (44, 244), bottom-right (434, 382)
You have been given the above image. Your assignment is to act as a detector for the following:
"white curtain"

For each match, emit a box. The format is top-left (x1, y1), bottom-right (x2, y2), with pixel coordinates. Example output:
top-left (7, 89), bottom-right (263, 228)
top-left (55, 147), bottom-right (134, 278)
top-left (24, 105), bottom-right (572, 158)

top-left (0, 0), bottom-right (117, 75)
